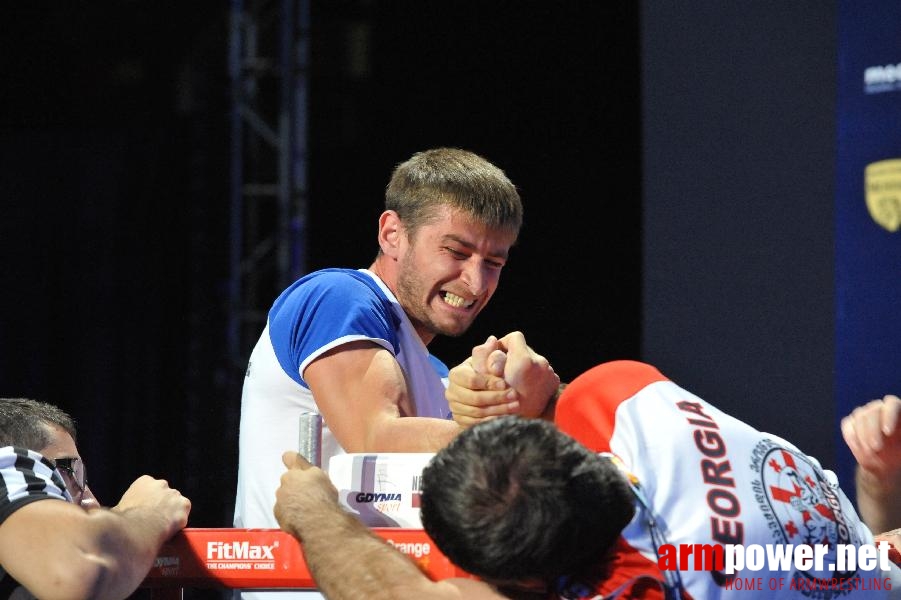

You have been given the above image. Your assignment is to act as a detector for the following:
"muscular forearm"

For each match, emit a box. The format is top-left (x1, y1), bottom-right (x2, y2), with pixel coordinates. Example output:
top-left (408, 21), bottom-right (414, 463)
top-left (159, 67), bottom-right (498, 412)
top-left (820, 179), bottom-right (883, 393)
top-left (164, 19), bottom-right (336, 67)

top-left (361, 416), bottom-right (463, 453)
top-left (82, 508), bottom-right (173, 599)
top-left (5, 504), bottom-right (173, 600)
top-left (856, 466), bottom-right (901, 535)
top-left (286, 502), bottom-right (443, 599)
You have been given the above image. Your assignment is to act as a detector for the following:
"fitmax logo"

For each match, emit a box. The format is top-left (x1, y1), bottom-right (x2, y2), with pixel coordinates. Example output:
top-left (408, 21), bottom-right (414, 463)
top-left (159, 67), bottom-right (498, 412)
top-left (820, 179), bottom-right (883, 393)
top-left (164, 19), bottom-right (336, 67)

top-left (207, 541), bottom-right (276, 560)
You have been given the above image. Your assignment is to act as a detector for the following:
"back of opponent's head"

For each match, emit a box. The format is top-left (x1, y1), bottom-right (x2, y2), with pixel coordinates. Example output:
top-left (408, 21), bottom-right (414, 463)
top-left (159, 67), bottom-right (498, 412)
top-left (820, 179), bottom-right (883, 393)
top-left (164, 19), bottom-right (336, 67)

top-left (420, 416), bottom-right (635, 588)
top-left (385, 147), bottom-right (523, 238)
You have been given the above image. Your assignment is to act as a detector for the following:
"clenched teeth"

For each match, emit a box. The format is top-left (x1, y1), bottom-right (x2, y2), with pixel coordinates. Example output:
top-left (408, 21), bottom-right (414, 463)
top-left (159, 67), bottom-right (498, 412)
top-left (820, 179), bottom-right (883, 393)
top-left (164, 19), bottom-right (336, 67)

top-left (443, 292), bottom-right (474, 308)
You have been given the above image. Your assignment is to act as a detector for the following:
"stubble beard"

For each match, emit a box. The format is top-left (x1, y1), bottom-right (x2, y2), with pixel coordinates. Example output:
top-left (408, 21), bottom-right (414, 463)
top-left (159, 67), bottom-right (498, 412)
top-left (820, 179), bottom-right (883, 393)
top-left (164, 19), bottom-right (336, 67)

top-left (395, 255), bottom-right (468, 339)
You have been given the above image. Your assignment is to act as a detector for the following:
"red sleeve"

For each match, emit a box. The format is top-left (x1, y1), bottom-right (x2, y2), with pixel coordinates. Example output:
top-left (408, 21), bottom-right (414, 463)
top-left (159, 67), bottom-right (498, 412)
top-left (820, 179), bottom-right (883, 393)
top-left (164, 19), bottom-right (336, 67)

top-left (554, 360), bottom-right (669, 452)
top-left (591, 538), bottom-right (670, 600)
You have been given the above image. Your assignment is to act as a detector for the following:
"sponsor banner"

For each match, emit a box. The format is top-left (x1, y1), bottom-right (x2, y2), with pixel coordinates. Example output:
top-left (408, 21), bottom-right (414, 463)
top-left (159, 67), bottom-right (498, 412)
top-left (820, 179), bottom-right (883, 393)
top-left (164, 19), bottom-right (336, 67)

top-left (328, 453), bottom-right (434, 528)
top-left (835, 0), bottom-right (901, 497)
top-left (143, 528), bottom-right (470, 590)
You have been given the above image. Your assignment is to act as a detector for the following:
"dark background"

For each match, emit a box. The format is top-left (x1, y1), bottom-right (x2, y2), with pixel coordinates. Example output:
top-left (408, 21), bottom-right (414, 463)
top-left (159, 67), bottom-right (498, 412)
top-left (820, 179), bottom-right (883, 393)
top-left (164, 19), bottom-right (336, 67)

top-left (2, 2), bottom-right (641, 529)
top-left (5, 5), bottom-right (877, 589)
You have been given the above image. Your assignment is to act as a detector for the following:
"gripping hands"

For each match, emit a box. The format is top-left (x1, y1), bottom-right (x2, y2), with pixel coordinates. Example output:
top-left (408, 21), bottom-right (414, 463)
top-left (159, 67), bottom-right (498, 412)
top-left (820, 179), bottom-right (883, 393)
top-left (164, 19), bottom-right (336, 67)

top-left (446, 331), bottom-right (560, 427)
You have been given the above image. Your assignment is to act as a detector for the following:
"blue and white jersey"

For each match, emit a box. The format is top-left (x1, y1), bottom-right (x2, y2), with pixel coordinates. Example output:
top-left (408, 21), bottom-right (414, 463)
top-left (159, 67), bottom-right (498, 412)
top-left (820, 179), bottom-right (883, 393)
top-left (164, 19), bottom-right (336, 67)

top-left (234, 268), bottom-right (450, 533)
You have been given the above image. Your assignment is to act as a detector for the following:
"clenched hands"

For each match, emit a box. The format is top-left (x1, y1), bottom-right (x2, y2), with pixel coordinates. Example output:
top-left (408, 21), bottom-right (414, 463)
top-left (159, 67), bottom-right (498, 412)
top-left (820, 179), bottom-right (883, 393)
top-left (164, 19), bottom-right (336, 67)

top-left (447, 331), bottom-right (560, 427)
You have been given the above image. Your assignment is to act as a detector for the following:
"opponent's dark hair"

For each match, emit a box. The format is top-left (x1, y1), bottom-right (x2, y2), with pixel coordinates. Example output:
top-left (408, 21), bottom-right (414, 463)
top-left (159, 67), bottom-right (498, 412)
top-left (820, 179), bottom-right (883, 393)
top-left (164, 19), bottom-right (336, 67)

top-left (420, 416), bottom-right (635, 588)
top-left (0, 398), bottom-right (77, 449)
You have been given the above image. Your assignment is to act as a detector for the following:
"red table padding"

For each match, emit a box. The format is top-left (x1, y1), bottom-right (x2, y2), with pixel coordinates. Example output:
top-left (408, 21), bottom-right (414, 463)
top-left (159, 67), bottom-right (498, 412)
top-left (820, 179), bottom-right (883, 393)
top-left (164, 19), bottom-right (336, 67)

top-left (142, 528), bottom-right (472, 591)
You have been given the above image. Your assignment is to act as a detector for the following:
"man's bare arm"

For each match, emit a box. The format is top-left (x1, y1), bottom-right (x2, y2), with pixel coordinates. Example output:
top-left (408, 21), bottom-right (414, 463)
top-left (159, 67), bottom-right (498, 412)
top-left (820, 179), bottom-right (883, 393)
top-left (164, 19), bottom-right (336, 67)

top-left (0, 475), bottom-right (190, 600)
top-left (274, 452), bottom-right (505, 600)
top-left (305, 341), bottom-right (462, 452)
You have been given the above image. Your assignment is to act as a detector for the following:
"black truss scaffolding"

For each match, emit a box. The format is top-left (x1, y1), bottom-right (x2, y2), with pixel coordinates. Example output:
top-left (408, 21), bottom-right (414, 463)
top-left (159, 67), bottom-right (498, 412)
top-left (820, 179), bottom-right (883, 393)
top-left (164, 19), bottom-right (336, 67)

top-left (227, 0), bottom-right (310, 374)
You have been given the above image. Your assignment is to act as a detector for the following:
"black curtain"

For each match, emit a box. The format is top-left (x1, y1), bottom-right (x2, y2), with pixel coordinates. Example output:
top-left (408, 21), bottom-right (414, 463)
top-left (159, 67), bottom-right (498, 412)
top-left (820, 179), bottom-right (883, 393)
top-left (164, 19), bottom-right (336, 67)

top-left (1, 2), bottom-right (641, 535)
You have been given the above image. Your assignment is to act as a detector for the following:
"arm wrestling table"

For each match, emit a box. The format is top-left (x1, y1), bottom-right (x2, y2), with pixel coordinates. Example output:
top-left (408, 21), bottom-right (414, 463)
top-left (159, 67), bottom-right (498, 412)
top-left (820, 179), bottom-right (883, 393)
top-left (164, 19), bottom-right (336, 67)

top-left (141, 527), bottom-right (471, 597)
top-left (142, 415), bottom-right (466, 596)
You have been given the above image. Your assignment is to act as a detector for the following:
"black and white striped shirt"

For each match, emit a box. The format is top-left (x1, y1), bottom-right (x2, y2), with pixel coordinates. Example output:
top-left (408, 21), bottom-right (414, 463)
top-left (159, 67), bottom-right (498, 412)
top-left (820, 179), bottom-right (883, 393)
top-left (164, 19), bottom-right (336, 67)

top-left (0, 446), bottom-right (70, 600)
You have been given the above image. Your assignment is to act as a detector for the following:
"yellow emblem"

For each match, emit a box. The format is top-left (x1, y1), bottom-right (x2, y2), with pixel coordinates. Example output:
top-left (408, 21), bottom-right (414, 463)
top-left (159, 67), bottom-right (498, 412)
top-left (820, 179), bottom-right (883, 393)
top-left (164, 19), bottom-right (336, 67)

top-left (864, 159), bottom-right (901, 232)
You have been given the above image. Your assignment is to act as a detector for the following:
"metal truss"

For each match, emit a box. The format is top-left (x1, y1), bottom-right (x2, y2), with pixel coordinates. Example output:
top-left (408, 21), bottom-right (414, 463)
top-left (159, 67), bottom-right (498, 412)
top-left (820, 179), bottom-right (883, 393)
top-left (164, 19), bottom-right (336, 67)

top-left (227, 0), bottom-right (310, 372)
